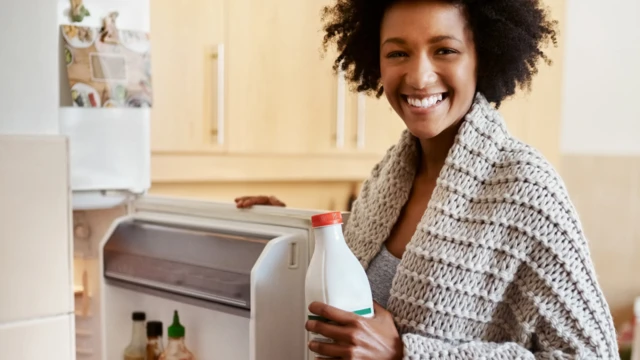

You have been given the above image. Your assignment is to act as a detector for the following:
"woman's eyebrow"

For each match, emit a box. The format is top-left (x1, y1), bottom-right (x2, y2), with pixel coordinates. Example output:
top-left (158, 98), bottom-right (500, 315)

top-left (428, 34), bottom-right (463, 44)
top-left (381, 34), bottom-right (463, 46)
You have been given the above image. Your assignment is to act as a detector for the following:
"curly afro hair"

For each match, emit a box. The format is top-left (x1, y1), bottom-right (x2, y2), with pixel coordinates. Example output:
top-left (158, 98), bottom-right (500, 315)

top-left (322, 0), bottom-right (558, 107)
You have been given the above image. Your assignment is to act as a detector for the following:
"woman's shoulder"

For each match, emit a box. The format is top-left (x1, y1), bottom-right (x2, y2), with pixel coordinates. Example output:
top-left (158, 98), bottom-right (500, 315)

top-left (492, 136), bottom-right (566, 194)
top-left (483, 135), bottom-right (583, 237)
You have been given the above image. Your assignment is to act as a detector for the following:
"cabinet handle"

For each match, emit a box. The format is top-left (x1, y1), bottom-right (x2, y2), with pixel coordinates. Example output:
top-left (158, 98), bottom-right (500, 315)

top-left (210, 43), bottom-right (225, 146)
top-left (356, 93), bottom-right (366, 149)
top-left (335, 68), bottom-right (346, 149)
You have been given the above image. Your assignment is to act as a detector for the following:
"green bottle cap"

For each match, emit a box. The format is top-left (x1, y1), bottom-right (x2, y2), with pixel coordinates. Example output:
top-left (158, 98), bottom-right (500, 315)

top-left (167, 310), bottom-right (185, 338)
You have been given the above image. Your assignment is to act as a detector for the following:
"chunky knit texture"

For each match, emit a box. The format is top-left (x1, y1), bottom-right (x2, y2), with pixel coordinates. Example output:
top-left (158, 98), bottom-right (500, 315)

top-left (344, 93), bottom-right (619, 359)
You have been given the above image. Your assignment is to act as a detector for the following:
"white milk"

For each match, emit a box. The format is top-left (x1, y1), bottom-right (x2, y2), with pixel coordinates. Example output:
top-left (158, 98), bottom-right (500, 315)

top-left (305, 212), bottom-right (374, 356)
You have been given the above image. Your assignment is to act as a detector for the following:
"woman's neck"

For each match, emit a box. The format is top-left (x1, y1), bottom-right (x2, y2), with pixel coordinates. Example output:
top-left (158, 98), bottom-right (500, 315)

top-left (417, 122), bottom-right (461, 180)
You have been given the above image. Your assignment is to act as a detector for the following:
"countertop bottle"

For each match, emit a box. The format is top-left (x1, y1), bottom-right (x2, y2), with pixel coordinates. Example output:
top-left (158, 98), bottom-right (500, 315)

top-left (146, 321), bottom-right (164, 360)
top-left (124, 312), bottom-right (147, 360)
top-left (159, 311), bottom-right (195, 360)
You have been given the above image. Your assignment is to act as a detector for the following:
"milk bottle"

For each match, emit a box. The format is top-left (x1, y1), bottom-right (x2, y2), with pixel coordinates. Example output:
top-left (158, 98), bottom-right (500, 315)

top-left (305, 211), bottom-right (374, 355)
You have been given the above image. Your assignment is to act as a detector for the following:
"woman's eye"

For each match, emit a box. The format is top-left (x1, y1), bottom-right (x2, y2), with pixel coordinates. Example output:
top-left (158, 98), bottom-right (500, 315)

top-left (436, 48), bottom-right (458, 55)
top-left (386, 51), bottom-right (407, 58)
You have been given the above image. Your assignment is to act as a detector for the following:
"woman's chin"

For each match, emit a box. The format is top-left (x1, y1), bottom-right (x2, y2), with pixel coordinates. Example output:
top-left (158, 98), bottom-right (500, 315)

top-left (405, 125), bottom-right (447, 140)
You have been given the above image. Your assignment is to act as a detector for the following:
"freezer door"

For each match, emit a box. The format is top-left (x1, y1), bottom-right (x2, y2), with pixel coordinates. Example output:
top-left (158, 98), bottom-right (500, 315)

top-left (102, 196), bottom-right (318, 313)
top-left (101, 195), bottom-right (315, 360)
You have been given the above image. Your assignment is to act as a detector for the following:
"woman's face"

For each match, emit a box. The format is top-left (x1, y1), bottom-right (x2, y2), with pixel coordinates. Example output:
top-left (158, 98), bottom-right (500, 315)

top-left (380, 1), bottom-right (477, 140)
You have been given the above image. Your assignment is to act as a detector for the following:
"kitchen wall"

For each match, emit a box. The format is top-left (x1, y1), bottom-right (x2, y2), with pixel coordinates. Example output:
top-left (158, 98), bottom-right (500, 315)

top-left (560, 0), bottom-right (640, 326)
top-left (0, 0), bottom-right (59, 134)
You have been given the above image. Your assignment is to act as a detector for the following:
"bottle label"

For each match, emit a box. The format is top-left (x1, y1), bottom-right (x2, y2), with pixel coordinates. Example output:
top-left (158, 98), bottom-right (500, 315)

top-left (308, 307), bottom-right (373, 323)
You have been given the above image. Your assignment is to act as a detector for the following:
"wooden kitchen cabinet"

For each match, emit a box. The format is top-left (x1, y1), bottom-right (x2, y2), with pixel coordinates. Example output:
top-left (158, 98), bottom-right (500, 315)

top-left (149, 0), bottom-right (386, 184)
top-left (150, 0), bottom-right (225, 153)
top-left (148, 0), bottom-right (564, 187)
top-left (151, 0), bottom-right (351, 156)
top-left (343, 91), bottom-right (407, 155)
top-left (224, 0), bottom-right (341, 154)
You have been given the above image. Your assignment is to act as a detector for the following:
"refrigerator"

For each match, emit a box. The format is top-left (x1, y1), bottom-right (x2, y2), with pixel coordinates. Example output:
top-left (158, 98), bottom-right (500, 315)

top-left (0, 135), bottom-right (75, 360)
top-left (2, 0), bottom-right (342, 358)
top-left (77, 195), bottom-right (345, 360)
top-left (56, 0), bottom-right (152, 211)
top-left (51, 1), bottom-right (341, 359)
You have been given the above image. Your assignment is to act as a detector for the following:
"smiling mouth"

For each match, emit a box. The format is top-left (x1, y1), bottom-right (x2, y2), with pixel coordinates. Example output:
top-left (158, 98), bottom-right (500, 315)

top-left (402, 93), bottom-right (448, 109)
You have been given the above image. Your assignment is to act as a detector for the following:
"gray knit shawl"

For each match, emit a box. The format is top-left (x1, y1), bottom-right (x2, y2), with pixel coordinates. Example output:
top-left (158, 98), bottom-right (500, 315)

top-left (344, 93), bottom-right (619, 359)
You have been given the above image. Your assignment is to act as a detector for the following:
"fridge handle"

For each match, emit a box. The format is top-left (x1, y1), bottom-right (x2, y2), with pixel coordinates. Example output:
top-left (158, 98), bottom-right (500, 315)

top-left (335, 67), bottom-right (346, 149)
top-left (356, 92), bottom-right (366, 149)
top-left (210, 43), bottom-right (225, 146)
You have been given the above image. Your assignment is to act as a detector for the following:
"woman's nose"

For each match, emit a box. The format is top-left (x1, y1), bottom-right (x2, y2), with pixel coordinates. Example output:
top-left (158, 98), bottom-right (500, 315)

top-left (405, 57), bottom-right (437, 89)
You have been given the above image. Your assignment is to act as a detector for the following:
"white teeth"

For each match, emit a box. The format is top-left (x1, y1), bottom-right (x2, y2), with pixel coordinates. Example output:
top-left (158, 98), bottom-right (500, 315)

top-left (407, 94), bottom-right (444, 108)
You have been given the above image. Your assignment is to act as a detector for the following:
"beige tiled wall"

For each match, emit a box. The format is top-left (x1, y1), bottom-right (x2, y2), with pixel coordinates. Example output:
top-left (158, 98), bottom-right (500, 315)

top-left (561, 155), bottom-right (640, 326)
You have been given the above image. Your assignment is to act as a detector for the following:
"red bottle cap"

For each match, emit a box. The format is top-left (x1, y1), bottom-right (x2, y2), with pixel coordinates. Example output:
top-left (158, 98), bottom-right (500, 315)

top-left (311, 212), bottom-right (343, 228)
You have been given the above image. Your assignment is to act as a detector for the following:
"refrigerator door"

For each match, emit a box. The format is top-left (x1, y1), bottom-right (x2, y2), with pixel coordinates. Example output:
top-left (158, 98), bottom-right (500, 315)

top-left (100, 195), bottom-right (327, 360)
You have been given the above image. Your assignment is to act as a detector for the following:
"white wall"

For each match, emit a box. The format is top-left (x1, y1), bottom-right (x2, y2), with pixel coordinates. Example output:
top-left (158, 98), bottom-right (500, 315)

top-left (561, 0), bottom-right (640, 155)
top-left (0, 1), bottom-right (60, 134)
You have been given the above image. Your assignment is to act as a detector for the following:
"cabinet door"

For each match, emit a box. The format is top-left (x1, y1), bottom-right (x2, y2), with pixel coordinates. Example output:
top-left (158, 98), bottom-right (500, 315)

top-left (150, 0), bottom-right (225, 152)
top-left (225, 0), bottom-right (339, 154)
top-left (346, 92), bottom-right (406, 155)
top-left (497, 0), bottom-right (564, 168)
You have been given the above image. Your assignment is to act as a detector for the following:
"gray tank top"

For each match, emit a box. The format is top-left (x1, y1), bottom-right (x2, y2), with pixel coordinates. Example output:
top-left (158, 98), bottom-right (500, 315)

top-left (366, 245), bottom-right (401, 308)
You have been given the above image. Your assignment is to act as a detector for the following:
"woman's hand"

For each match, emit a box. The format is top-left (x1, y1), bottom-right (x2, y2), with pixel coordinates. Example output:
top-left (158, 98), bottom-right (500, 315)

top-left (305, 301), bottom-right (403, 360)
top-left (234, 195), bottom-right (286, 208)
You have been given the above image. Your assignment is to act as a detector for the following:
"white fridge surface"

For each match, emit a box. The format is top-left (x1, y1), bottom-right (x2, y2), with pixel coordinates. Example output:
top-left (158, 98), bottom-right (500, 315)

top-left (0, 135), bottom-right (74, 324)
top-left (57, 0), bottom-right (150, 30)
top-left (57, 0), bottom-right (153, 209)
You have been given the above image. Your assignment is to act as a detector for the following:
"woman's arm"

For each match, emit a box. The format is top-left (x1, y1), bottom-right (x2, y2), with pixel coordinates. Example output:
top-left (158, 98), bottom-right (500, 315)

top-left (398, 247), bottom-right (619, 360)
top-left (402, 335), bottom-right (537, 359)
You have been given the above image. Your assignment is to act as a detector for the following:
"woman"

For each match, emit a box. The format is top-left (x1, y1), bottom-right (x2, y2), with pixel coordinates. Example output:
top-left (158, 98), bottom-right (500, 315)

top-left (236, 0), bottom-right (619, 358)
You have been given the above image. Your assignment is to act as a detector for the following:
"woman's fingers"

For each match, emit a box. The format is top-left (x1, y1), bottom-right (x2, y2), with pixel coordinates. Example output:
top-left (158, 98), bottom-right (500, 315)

top-left (306, 319), bottom-right (353, 344)
top-left (235, 195), bottom-right (285, 208)
top-left (309, 340), bottom-right (351, 359)
top-left (308, 302), bottom-right (359, 326)
top-left (268, 195), bottom-right (286, 207)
